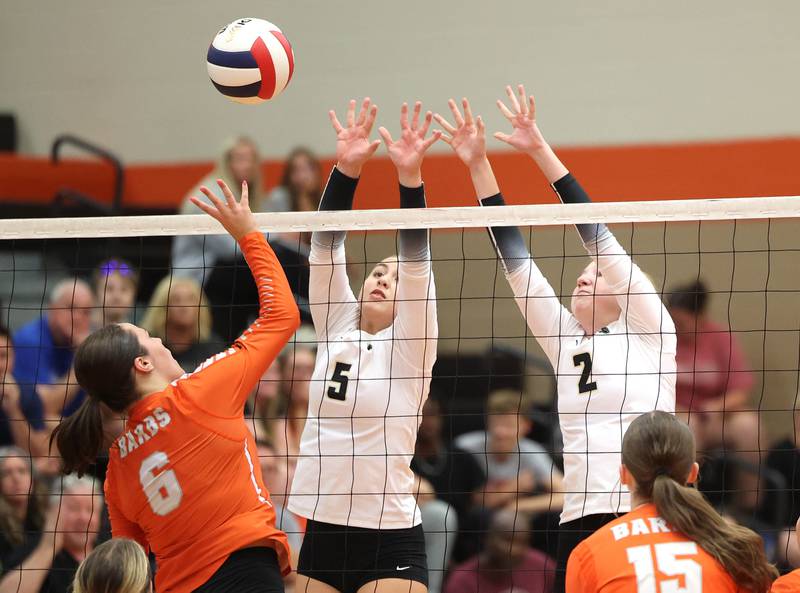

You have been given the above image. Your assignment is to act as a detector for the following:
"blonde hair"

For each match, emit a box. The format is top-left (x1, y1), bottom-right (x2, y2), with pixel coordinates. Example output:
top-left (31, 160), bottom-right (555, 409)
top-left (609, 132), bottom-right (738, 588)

top-left (140, 276), bottom-right (211, 342)
top-left (72, 538), bottom-right (150, 593)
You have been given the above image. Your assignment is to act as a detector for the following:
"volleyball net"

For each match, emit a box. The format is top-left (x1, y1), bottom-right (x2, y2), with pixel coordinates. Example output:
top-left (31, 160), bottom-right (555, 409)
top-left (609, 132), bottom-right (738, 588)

top-left (1, 196), bottom-right (799, 586)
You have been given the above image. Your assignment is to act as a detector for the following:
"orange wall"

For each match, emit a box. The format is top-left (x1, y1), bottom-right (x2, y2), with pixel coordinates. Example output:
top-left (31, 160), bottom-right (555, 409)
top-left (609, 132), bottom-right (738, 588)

top-left (2, 138), bottom-right (800, 211)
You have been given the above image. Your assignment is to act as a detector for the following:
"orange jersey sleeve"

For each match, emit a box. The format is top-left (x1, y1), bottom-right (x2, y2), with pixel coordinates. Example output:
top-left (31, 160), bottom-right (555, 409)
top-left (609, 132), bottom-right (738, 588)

top-left (104, 232), bottom-right (300, 593)
top-left (178, 231), bottom-right (300, 418)
top-left (772, 569), bottom-right (800, 592)
top-left (566, 504), bottom-right (742, 593)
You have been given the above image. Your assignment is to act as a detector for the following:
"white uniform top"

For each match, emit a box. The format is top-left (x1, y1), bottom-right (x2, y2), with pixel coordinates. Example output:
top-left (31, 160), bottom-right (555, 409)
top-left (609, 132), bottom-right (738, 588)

top-left (288, 241), bottom-right (438, 529)
top-left (505, 233), bottom-right (676, 523)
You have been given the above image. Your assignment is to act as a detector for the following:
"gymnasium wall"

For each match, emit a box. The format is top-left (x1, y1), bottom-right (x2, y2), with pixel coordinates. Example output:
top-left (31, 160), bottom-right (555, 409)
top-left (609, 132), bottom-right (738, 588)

top-left (2, 1), bottom-right (800, 162)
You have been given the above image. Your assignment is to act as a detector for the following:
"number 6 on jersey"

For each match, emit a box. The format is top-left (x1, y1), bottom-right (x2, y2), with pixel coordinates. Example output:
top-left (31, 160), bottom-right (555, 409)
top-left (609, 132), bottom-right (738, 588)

top-left (139, 451), bottom-right (183, 516)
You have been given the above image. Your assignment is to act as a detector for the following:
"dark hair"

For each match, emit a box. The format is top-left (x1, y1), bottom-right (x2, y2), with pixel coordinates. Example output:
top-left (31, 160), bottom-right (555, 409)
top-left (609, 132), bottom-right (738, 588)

top-left (667, 279), bottom-right (708, 316)
top-left (51, 325), bottom-right (145, 476)
top-left (622, 411), bottom-right (777, 592)
top-left (279, 147), bottom-right (321, 211)
top-left (0, 323), bottom-right (9, 340)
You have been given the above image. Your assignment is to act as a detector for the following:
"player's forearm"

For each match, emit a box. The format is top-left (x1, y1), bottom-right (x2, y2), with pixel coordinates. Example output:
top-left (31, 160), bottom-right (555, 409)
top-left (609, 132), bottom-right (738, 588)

top-left (551, 173), bottom-right (610, 247)
top-left (528, 143), bottom-right (569, 185)
top-left (311, 166), bottom-right (359, 251)
top-left (398, 183), bottom-right (429, 267)
top-left (479, 193), bottom-right (530, 275)
top-left (468, 157), bottom-right (500, 200)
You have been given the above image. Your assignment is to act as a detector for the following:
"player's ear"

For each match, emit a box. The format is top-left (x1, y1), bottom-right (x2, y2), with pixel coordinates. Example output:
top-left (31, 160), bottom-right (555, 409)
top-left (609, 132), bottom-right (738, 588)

top-left (133, 355), bottom-right (153, 374)
top-left (686, 462), bottom-right (700, 485)
top-left (619, 464), bottom-right (631, 489)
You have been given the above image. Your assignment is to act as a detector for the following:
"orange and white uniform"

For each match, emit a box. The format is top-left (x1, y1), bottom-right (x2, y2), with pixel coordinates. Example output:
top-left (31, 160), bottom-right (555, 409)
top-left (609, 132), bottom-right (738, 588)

top-left (566, 503), bottom-right (743, 593)
top-left (104, 232), bottom-right (300, 593)
top-left (772, 569), bottom-right (800, 592)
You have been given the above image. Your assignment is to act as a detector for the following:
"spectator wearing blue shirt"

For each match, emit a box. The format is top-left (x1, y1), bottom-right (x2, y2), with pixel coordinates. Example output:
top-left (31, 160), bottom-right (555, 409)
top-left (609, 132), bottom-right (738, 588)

top-left (12, 278), bottom-right (93, 421)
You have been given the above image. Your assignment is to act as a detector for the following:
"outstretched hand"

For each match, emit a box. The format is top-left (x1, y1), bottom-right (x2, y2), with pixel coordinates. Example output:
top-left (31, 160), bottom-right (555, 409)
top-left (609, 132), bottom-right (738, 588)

top-left (494, 84), bottom-right (547, 155)
top-left (329, 98), bottom-right (381, 178)
top-left (434, 98), bottom-right (487, 169)
top-left (190, 179), bottom-right (257, 241)
top-left (378, 101), bottom-right (441, 187)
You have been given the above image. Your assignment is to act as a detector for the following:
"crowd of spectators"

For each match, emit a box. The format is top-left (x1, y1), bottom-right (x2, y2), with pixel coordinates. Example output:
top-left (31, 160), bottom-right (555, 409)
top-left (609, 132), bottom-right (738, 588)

top-left (2, 142), bottom-right (799, 590)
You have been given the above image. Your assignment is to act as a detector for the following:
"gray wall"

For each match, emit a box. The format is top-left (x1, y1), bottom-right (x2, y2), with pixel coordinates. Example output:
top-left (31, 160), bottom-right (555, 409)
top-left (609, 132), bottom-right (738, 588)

top-left (2, 1), bottom-right (799, 161)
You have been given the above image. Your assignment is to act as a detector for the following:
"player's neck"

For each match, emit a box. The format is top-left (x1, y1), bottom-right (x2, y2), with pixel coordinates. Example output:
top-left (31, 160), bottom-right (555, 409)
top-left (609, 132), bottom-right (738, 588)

top-left (630, 491), bottom-right (651, 510)
top-left (136, 373), bottom-right (171, 400)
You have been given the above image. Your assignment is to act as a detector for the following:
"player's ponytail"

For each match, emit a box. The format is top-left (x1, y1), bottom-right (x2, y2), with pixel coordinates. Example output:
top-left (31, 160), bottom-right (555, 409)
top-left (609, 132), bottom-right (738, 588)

top-left (622, 411), bottom-right (777, 593)
top-left (52, 324), bottom-right (145, 476)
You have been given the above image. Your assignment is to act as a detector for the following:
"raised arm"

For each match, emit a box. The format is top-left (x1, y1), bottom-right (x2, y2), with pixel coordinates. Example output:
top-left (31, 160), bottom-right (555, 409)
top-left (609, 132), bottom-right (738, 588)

top-left (496, 84), bottom-right (673, 337)
top-left (435, 98), bottom-right (576, 361)
top-left (310, 98), bottom-right (382, 340)
top-left (179, 179), bottom-right (300, 417)
top-left (378, 102), bottom-right (440, 359)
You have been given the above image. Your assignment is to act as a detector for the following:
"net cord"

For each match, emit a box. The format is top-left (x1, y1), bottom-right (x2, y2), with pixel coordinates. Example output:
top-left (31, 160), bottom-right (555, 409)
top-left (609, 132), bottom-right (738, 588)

top-left (1, 196), bottom-right (798, 239)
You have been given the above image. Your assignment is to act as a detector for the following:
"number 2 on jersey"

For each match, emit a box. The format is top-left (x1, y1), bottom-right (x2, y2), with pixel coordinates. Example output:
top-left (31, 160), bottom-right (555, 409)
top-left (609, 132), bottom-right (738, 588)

top-left (627, 542), bottom-right (702, 593)
top-left (139, 451), bottom-right (183, 516)
top-left (573, 352), bottom-right (597, 394)
top-left (327, 362), bottom-right (352, 401)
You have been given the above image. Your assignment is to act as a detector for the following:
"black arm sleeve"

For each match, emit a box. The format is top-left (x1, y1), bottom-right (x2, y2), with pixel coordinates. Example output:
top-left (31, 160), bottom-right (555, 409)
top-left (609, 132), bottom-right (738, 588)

top-left (398, 183), bottom-right (429, 261)
top-left (311, 166), bottom-right (359, 249)
top-left (551, 173), bottom-right (609, 245)
top-left (479, 193), bottom-right (531, 274)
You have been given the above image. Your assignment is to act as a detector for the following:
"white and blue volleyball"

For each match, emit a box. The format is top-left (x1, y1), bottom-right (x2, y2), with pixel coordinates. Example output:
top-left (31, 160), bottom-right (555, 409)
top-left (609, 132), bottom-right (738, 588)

top-left (207, 18), bottom-right (295, 104)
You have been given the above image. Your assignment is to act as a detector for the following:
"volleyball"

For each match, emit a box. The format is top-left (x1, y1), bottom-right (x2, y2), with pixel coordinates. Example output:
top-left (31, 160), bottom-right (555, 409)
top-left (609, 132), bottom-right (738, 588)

top-left (206, 18), bottom-right (295, 104)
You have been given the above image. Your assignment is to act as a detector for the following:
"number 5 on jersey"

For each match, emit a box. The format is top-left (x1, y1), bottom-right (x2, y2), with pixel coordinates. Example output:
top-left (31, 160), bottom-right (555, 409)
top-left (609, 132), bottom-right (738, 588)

top-left (327, 362), bottom-right (352, 401)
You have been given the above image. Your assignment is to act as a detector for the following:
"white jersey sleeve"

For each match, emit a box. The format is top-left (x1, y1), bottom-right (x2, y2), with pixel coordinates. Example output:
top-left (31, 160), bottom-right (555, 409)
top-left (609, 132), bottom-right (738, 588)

top-left (393, 183), bottom-right (438, 371)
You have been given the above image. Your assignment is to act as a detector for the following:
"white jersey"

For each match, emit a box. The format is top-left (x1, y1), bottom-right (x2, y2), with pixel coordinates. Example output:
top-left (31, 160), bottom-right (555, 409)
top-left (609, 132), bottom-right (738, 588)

top-left (288, 242), bottom-right (438, 529)
top-left (506, 233), bottom-right (676, 523)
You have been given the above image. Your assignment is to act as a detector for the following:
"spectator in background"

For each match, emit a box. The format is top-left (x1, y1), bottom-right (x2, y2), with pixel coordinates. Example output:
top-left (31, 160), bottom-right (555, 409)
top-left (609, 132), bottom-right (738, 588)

top-left (456, 389), bottom-right (564, 517)
top-left (0, 447), bottom-right (47, 573)
top-left (91, 259), bottom-right (138, 328)
top-left (71, 538), bottom-right (151, 593)
top-left (444, 509), bottom-right (555, 593)
top-left (667, 280), bottom-right (753, 450)
top-left (0, 474), bottom-right (104, 593)
top-left (263, 147), bottom-right (323, 216)
top-left (12, 278), bottom-right (92, 419)
top-left (256, 441), bottom-right (302, 557)
top-left (268, 326), bottom-right (317, 492)
top-left (0, 327), bottom-right (45, 449)
top-left (412, 474), bottom-right (458, 593)
top-left (766, 407), bottom-right (800, 528)
top-left (247, 361), bottom-right (282, 444)
top-left (172, 136), bottom-right (263, 342)
top-left (140, 276), bottom-right (218, 373)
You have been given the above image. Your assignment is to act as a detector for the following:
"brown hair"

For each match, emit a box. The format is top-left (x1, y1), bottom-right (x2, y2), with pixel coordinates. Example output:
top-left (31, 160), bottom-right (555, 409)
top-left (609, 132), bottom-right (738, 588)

top-left (0, 447), bottom-right (48, 546)
top-left (487, 389), bottom-right (534, 416)
top-left (51, 324), bottom-right (146, 476)
top-left (279, 147), bottom-right (322, 211)
top-left (622, 411), bottom-right (777, 592)
top-left (72, 538), bottom-right (151, 593)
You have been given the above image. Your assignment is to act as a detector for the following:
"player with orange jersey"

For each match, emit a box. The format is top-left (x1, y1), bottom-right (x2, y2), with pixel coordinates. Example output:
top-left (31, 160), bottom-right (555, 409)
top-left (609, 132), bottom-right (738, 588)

top-left (52, 179), bottom-right (300, 593)
top-left (565, 411), bottom-right (776, 593)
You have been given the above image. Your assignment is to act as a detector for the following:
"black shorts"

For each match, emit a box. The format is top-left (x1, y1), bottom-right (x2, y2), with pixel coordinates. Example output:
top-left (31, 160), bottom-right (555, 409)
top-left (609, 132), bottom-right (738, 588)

top-left (554, 513), bottom-right (618, 593)
top-left (298, 520), bottom-right (428, 593)
top-left (193, 547), bottom-right (283, 593)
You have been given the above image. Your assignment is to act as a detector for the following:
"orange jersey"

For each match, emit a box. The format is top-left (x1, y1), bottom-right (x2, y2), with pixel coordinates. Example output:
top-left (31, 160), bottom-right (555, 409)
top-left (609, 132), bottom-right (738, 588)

top-left (771, 569), bottom-right (800, 592)
top-left (104, 232), bottom-right (300, 593)
top-left (566, 503), bottom-right (746, 593)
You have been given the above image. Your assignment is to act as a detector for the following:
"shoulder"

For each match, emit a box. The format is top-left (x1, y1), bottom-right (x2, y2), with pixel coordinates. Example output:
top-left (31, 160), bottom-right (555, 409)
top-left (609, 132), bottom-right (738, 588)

top-left (12, 316), bottom-right (47, 346)
top-left (523, 548), bottom-right (555, 569)
top-left (519, 437), bottom-right (549, 454)
top-left (773, 569), bottom-right (800, 593)
top-left (454, 431), bottom-right (485, 451)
